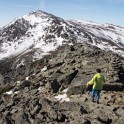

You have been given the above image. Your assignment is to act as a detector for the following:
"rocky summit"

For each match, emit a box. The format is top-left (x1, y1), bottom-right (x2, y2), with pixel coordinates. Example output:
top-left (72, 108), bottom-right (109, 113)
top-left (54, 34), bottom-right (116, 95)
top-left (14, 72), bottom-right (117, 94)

top-left (0, 43), bottom-right (124, 124)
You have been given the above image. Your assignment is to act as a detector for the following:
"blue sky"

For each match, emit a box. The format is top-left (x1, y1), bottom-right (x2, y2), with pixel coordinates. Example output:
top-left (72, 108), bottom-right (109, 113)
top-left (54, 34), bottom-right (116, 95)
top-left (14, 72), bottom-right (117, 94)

top-left (0, 0), bottom-right (124, 27)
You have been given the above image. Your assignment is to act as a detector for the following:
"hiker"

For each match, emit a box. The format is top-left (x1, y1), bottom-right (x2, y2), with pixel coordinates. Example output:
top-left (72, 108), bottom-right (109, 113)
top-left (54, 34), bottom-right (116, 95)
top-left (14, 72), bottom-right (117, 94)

top-left (86, 68), bottom-right (105, 103)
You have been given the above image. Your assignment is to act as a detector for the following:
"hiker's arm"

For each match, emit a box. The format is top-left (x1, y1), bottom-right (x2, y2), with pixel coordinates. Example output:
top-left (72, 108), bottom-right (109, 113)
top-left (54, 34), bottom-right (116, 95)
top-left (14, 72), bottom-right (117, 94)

top-left (87, 79), bottom-right (93, 85)
top-left (87, 75), bottom-right (96, 86)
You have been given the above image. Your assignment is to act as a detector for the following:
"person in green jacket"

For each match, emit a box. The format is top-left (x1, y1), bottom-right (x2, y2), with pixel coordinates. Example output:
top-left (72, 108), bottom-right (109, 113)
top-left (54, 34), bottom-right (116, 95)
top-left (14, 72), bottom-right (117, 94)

top-left (86, 68), bottom-right (105, 104)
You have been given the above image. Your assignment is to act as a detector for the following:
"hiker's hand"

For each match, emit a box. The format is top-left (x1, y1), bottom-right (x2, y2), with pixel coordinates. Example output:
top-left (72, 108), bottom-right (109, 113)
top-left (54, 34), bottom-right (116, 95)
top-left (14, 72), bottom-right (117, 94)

top-left (86, 83), bottom-right (88, 88)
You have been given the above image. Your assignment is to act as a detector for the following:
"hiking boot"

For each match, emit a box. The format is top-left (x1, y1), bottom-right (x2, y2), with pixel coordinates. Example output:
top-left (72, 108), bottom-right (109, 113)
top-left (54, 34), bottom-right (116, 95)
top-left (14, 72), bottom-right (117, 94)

top-left (97, 100), bottom-right (99, 104)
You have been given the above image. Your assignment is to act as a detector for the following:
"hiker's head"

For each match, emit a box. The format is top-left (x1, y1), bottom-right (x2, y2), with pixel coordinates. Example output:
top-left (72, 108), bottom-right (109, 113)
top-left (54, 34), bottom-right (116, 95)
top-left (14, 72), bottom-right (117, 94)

top-left (96, 68), bottom-right (101, 73)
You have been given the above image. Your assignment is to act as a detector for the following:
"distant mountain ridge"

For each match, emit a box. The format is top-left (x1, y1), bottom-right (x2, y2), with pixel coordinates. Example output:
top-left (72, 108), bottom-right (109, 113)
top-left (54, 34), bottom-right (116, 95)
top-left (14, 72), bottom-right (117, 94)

top-left (68, 19), bottom-right (124, 52)
top-left (0, 10), bottom-right (124, 63)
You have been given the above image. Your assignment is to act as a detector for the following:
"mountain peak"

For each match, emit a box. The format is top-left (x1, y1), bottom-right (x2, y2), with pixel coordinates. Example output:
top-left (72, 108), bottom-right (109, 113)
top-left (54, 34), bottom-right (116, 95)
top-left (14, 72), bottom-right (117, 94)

top-left (28, 10), bottom-right (54, 16)
top-left (26, 10), bottom-right (54, 19)
top-left (0, 11), bottom-right (124, 63)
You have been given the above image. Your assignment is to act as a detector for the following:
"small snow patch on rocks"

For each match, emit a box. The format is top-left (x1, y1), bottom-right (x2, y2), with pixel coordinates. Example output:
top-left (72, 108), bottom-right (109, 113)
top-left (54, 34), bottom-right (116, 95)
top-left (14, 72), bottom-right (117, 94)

top-left (55, 88), bottom-right (70, 102)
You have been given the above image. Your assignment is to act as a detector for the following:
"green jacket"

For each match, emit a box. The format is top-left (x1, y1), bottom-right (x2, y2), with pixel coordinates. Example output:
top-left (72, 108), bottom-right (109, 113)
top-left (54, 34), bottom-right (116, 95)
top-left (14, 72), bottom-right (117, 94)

top-left (87, 73), bottom-right (105, 90)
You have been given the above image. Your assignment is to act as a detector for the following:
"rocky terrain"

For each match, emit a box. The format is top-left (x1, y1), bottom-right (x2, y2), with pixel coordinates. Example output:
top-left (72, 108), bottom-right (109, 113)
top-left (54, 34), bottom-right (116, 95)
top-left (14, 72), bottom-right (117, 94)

top-left (0, 10), bottom-right (124, 124)
top-left (0, 43), bottom-right (124, 124)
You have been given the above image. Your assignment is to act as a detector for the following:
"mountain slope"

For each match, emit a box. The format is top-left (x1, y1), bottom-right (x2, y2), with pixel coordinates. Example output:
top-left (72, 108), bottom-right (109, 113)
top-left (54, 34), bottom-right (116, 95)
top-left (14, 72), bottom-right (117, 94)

top-left (0, 43), bottom-right (124, 124)
top-left (0, 11), bottom-right (88, 62)
top-left (0, 10), bottom-right (124, 65)
top-left (68, 19), bottom-right (124, 56)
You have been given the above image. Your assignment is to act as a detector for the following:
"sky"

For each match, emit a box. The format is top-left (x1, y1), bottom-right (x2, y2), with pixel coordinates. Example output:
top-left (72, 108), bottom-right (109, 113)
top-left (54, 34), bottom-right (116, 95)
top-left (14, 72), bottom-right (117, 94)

top-left (0, 0), bottom-right (124, 27)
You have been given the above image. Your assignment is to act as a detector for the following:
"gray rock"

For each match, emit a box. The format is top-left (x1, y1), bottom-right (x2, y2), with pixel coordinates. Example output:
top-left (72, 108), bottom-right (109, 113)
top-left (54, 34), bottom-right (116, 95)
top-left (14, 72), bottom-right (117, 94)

top-left (50, 79), bottom-right (61, 93)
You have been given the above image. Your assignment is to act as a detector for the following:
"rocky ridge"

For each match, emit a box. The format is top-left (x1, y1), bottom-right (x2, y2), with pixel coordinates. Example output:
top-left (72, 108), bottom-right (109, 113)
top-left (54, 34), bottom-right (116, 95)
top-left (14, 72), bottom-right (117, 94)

top-left (0, 43), bottom-right (124, 123)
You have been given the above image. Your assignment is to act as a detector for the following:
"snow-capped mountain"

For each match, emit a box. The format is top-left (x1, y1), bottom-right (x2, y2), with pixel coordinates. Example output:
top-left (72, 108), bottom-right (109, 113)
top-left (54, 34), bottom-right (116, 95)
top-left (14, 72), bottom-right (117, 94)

top-left (0, 11), bottom-right (88, 62)
top-left (68, 19), bottom-right (124, 55)
top-left (0, 10), bottom-right (124, 64)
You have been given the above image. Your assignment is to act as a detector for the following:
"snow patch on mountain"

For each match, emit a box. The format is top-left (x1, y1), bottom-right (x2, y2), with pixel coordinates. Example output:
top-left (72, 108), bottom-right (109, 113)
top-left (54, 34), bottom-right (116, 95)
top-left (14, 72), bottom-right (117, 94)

top-left (0, 11), bottom-right (124, 62)
top-left (68, 19), bottom-right (124, 57)
top-left (70, 19), bottom-right (124, 46)
top-left (0, 11), bottom-right (65, 60)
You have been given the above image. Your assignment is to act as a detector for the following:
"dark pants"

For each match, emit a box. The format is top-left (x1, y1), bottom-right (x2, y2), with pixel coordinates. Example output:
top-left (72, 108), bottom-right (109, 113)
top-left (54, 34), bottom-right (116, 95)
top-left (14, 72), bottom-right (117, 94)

top-left (92, 89), bottom-right (101, 101)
